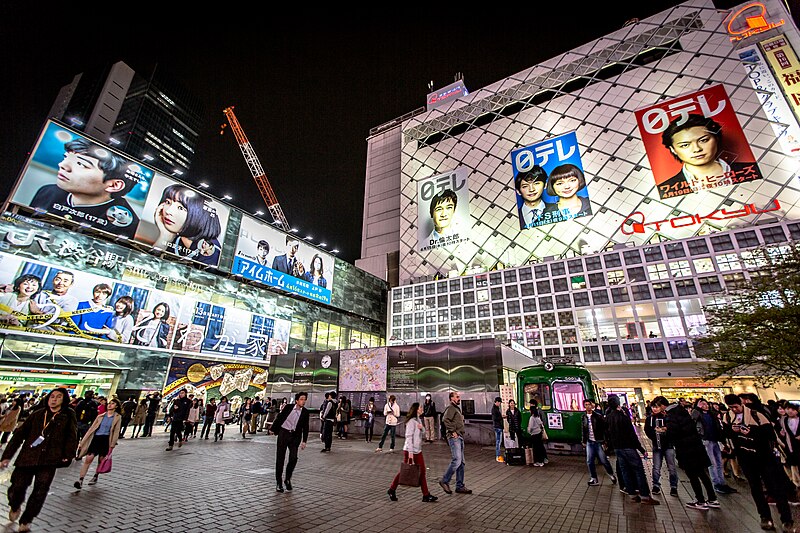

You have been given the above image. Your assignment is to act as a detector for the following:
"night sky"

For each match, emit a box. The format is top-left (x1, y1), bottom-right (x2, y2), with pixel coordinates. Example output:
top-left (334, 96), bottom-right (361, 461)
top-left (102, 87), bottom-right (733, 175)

top-left (2, 4), bottom-right (684, 265)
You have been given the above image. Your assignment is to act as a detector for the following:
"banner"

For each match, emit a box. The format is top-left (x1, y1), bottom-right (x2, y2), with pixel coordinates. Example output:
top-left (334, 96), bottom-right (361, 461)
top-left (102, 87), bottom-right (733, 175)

top-left (11, 121), bottom-right (152, 239)
top-left (231, 214), bottom-right (334, 304)
top-left (162, 356), bottom-right (268, 400)
top-left (760, 34), bottom-right (800, 124)
top-left (417, 167), bottom-right (471, 251)
top-left (510, 131), bottom-right (591, 229)
top-left (635, 84), bottom-right (763, 200)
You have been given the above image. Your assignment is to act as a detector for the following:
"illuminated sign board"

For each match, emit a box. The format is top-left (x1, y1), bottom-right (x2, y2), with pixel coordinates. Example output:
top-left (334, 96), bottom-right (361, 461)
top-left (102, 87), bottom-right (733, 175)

top-left (426, 80), bottom-right (469, 111)
top-left (620, 200), bottom-right (780, 235)
top-left (759, 34), bottom-right (800, 124)
top-left (726, 2), bottom-right (785, 42)
top-left (417, 168), bottom-right (471, 252)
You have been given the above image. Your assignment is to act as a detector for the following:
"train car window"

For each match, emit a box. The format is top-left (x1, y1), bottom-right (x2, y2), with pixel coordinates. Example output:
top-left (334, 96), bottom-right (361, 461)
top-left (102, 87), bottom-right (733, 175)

top-left (553, 381), bottom-right (586, 411)
top-left (524, 383), bottom-right (551, 410)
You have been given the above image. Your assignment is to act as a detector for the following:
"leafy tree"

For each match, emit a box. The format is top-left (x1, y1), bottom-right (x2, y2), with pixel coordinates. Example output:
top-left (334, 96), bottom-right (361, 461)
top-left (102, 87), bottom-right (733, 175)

top-left (695, 244), bottom-right (800, 386)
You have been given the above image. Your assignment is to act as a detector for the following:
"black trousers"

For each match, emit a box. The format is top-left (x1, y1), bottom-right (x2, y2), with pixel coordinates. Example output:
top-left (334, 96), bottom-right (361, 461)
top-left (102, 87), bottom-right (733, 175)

top-left (322, 419), bottom-right (334, 450)
top-left (169, 418), bottom-right (184, 446)
top-left (684, 464), bottom-right (716, 503)
top-left (275, 428), bottom-right (300, 483)
top-left (365, 424), bottom-right (373, 442)
top-left (215, 423), bottom-right (226, 439)
top-left (143, 413), bottom-right (157, 436)
top-left (8, 466), bottom-right (56, 525)
top-left (201, 419), bottom-right (213, 438)
top-left (120, 417), bottom-right (132, 436)
top-left (740, 454), bottom-right (793, 524)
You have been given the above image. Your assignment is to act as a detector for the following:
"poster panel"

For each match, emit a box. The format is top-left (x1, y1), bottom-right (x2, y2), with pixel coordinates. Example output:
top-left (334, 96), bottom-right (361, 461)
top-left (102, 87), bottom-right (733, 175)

top-left (510, 131), bottom-right (591, 229)
top-left (759, 34), bottom-right (800, 124)
top-left (417, 168), bottom-right (470, 251)
top-left (338, 347), bottom-right (387, 392)
top-left (10, 121), bottom-right (152, 239)
top-left (635, 84), bottom-right (763, 200)
top-left (162, 355), bottom-right (268, 400)
top-left (232, 214), bottom-right (334, 304)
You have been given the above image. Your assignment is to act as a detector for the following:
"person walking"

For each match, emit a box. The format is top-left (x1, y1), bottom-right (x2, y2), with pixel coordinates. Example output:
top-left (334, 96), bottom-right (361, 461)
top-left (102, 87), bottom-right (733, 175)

top-left (320, 392), bottom-right (336, 452)
top-left (142, 393), bottom-right (161, 437)
top-left (422, 394), bottom-right (437, 443)
top-left (439, 391), bottom-right (472, 495)
top-left (186, 398), bottom-right (201, 440)
top-left (131, 399), bottom-right (147, 438)
top-left (74, 398), bottom-right (122, 489)
top-left (644, 398), bottom-right (679, 496)
top-left (201, 398), bottom-right (216, 440)
top-left (119, 397), bottom-right (136, 438)
top-left (692, 398), bottom-right (737, 494)
top-left (387, 402), bottom-right (438, 502)
top-left (363, 397), bottom-right (376, 443)
top-left (527, 408), bottom-right (547, 467)
top-left (0, 398), bottom-right (22, 445)
top-left (73, 390), bottom-right (98, 441)
top-left (214, 396), bottom-right (231, 442)
top-left (166, 389), bottom-right (191, 451)
top-left (1, 388), bottom-right (77, 532)
top-left (272, 392), bottom-right (310, 492)
top-left (582, 399), bottom-right (617, 486)
top-left (239, 398), bottom-right (253, 439)
top-left (491, 397), bottom-right (505, 463)
top-left (376, 395), bottom-right (400, 453)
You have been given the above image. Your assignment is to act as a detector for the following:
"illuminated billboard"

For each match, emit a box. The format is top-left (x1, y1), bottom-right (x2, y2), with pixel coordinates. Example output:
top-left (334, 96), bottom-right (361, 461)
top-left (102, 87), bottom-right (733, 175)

top-left (635, 84), bottom-right (763, 200)
top-left (163, 356), bottom-right (269, 400)
top-left (417, 168), bottom-right (471, 252)
top-left (231, 214), bottom-right (335, 304)
top-left (510, 131), bottom-right (591, 229)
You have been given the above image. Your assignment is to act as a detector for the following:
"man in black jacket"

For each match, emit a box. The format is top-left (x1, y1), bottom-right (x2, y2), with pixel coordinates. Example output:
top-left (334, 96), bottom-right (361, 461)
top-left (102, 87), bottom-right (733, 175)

top-left (319, 392), bottom-right (337, 453)
top-left (606, 394), bottom-right (659, 505)
top-left (582, 399), bottom-right (616, 486)
top-left (491, 397), bottom-right (504, 463)
top-left (166, 389), bottom-right (191, 451)
top-left (272, 392), bottom-right (310, 493)
top-left (143, 392), bottom-right (161, 437)
top-left (73, 390), bottom-right (98, 441)
top-left (644, 398), bottom-right (679, 496)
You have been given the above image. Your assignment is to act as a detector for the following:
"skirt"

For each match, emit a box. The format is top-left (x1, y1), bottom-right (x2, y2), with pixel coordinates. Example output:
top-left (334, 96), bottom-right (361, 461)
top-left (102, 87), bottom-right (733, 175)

top-left (88, 434), bottom-right (111, 457)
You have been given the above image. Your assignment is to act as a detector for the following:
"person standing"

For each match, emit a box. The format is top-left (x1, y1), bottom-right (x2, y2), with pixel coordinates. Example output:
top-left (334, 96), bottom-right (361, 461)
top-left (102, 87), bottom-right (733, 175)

top-left (74, 398), bottom-right (122, 488)
top-left (491, 397), bottom-right (505, 463)
top-left (166, 390), bottom-right (191, 451)
top-left (186, 398), bottom-right (201, 440)
top-left (336, 396), bottom-right (347, 439)
top-left (582, 399), bottom-right (617, 486)
top-left (422, 394), bottom-right (437, 443)
top-left (376, 395), bottom-right (400, 453)
top-left (272, 392), bottom-right (310, 492)
top-left (387, 402), bottom-right (438, 502)
top-left (214, 396), bottom-right (231, 441)
top-left (364, 397), bottom-right (376, 443)
top-left (73, 390), bottom-right (98, 441)
top-left (506, 400), bottom-right (523, 447)
top-left (142, 393), bottom-right (161, 437)
top-left (239, 398), bottom-right (253, 439)
top-left (778, 402), bottom-right (800, 490)
top-left (131, 399), bottom-right (147, 438)
top-left (644, 398), bottom-right (678, 496)
top-left (320, 392), bottom-right (336, 452)
top-left (439, 391), bottom-right (472, 495)
top-left (527, 408), bottom-right (547, 467)
top-left (201, 398), bottom-right (217, 440)
top-left (119, 397), bottom-right (137, 438)
top-left (0, 398), bottom-right (22, 445)
top-left (1, 388), bottom-right (77, 532)
top-left (692, 398), bottom-right (737, 494)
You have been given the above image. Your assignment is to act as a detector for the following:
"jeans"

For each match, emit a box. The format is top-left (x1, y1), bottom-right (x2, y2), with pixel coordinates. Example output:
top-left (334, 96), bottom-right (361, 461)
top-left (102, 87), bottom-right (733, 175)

top-left (585, 441), bottom-right (614, 479)
top-left (616, 448), bottom-right (651, 497)
top-left (378, 424), bottom-right (396, 450)
top-left (494, 428), bottom-right (503, 457)
top-left (652, 448), bottom-right (679, 489)
top-left (703, 440), bottom-right (725, 487)
top-left (442, 436), bottom-right (465, 490)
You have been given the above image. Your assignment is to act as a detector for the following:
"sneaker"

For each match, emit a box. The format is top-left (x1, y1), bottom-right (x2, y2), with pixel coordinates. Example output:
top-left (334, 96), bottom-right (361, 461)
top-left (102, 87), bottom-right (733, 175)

top-left (438, 480), bottom-right (452, 494)
top-left (782, 522), bottom-right (796, 533)
top-left (387, 488), bottom-right (397, 501)
top-left (284, 479), bottom-right (292, 492)
top-left (610, 475), bottom-right (617, 485)
top-left (619, 487), bottom-right (630, 495)
top-left (496, 456), bottom-right (505, 463)
top-left (73, 480), bottom-right (82, 490)
top-left (455, 487), bottom-right (473, 494)
top-left (422, 494), bottom-right (438, 502)
top-left (588, 479), bottom-right (600, 486)
top-left (686, 501), bottom-right (709, 510)
top-left (640, 497), bottom-right (660, 506)
top-left (705, 500), bottom-right (720, 508)
top-left (8, 508), bottom-right (20, 522)
top-left (165, 446), bottom-right (173, 451)
top-left (375, 448), bottom-right (382, 453)
top-left (533, 462), bottom-right (544, 467)
top-left (388, 449), bottom-right (395, 453)
top-left (652, 486), bottom-right (661, 495)
top-left (87, 475), bottom-right (98, 486)
top-left (715, 485), bottom-right (737, 494)
top-left (17, 524), bottom-right (30, 533)
top-left (760, 518), bottom-right (775, 531)
top-left (670, 487), bottom-right (679, 497)
top-left (178, 441), bottom-right (183, 448)
top-left (543, 458), bottom-right (549, 464)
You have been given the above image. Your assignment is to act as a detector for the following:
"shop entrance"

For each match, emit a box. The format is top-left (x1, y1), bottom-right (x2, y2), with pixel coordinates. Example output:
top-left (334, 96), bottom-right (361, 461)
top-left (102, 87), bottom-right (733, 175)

top-left (660, 386), bottom-right (733, 404)
top-left (0, 366), bottom-right (118, 399)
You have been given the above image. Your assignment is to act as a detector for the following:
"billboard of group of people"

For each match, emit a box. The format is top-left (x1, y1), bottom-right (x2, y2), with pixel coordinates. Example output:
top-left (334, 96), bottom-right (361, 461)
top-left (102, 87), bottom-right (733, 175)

top-left (231, 215), bottom-right (335, 304)
top-left (0, 249), bottom-right (289, 359)
top-left (11, 121), bottom-right (231, 268)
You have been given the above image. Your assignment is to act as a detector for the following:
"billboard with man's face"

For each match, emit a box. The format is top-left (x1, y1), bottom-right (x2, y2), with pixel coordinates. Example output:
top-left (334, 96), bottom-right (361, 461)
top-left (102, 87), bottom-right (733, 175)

top-left (634, 84), bottom-right (763, 200)
top-left (417, 167), bottom-right (471, 251)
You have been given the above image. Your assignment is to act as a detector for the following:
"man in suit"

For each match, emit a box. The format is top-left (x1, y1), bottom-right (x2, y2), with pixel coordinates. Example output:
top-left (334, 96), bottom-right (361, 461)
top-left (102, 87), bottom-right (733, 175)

top-left (272, 391), bottom-right (309, 493)
top-left (272, 236), bottom-right (305, 278)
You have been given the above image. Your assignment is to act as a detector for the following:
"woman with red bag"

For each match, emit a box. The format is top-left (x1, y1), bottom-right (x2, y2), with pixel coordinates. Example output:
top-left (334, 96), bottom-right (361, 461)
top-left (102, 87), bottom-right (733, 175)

top-left (387, 402), bottom-right (438, 503)
top-left (74, 398), bottom-right (121, 489)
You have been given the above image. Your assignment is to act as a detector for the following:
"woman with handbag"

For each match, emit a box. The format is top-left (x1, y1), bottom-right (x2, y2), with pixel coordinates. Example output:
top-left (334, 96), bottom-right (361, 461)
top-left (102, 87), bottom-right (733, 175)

top-left (74, 398), bottom-right (122, 489)
top-left (214, 396), bottom-right (231, 442)
top-left (527, 407), bottom-right (547, 467)
top-left (387, 402), bottom-right (437, 502)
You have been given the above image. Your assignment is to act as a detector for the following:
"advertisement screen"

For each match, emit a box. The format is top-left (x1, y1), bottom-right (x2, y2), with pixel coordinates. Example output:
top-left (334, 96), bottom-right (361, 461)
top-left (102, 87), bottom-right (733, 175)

top-left (338, 347), bottom-right (387, 392)
top-left (11, 121), bottom-right (152, 239)
top-left (635, 84), bottom-right (763, 200)
top-left (417, 167), bottom-right (471, 251)
top-left (135, 173), bottom-right (231, 268)
top-left (231, 214), bottom-right (335, 304)
top-left (510, 131), bottom-right (591, 230)
top-left (163, 356), bottom-right (268, 400)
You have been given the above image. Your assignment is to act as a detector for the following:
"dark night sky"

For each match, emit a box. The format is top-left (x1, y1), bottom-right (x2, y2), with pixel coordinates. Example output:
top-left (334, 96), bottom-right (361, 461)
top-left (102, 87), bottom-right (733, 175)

top-left (2, 4), bottom-right (683, 264)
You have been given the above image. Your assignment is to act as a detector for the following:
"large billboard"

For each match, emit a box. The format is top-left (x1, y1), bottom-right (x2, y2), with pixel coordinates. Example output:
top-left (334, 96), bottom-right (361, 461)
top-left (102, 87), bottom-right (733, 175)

top-left (231, 214), bottom-right (335, 304)
top-left (510, 131), bottom-right (591, 229)
top-left (417, 167), bottom-right (471, 251)
top-left (635, 84), bottom-right (763, 200)
top-left (162, 356), bottom-right (269, 400)
top-left (338, 347), bottom-right (387, 392)
top-left (10, 121), bottom-right (152, 239)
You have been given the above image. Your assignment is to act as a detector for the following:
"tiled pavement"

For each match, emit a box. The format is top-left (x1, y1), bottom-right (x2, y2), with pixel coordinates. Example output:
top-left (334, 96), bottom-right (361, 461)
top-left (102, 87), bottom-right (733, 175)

top-left (1, 428), bottom-right (797, 533)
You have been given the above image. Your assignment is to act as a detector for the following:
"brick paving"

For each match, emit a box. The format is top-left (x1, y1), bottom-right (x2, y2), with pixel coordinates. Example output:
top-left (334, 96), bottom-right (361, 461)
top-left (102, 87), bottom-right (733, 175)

top-left (0, 428), bottom-right (797, 532)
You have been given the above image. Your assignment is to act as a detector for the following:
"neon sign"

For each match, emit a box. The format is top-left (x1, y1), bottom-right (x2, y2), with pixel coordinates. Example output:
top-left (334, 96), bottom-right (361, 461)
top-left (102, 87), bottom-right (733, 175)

top-left (620, 200), bottom-right (781, 235)
top-left (726, 2), bottom-right (785, 42)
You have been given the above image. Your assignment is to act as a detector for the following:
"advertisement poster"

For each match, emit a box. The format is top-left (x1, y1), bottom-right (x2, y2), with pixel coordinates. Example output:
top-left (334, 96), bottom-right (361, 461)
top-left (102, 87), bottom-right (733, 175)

top-left (135, 173), bottom-right (231, 268)
top-left (10, 121), bottom-right (152, 239)
top-left (760, 34), bottom-right (800, 124)
top-left (635, 84), bottom-right (763, 200)
top-left (387, 346), bottom-right (418, 391)
top-left (510, 131), bottom-right (591, 229)
top-left (417, 168), bottom-right (470, 251)
top-left (231, 214), bottom-right (334, 304)
top-left (338, 347), bottom-right (387, 392)
top-left (162, 356), bottom-right (268, 400)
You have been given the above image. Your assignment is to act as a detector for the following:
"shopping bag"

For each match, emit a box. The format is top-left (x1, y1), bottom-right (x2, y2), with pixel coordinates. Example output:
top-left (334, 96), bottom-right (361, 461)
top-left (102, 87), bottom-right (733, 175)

top-left (398, 459), bottom-right (421, 487)
top-left (96, 451), bottom-right (113, 474)
top-left (504, 436), bottom-right (517, 449)
top-left (525, 447), bottom-right (534, 465)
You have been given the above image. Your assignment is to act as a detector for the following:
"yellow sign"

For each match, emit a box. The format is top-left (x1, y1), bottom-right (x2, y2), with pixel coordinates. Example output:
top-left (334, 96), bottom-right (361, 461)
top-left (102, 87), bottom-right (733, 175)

top-left (760, 34), bottom-right (800, 123)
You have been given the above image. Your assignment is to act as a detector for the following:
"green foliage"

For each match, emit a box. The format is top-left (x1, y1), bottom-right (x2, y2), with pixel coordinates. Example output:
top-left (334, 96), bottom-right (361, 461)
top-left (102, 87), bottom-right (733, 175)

top-left (696, 244), bottom-right (800, 386)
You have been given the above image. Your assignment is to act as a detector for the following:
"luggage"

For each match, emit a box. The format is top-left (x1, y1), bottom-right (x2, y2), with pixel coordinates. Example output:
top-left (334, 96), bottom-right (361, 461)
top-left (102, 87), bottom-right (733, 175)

top-left (505, 448), bottom-right (525, 466)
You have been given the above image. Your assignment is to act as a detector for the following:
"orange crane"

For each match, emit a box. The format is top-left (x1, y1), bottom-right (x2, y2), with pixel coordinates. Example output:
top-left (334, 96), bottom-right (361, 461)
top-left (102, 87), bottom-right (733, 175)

top-left (222, 106), bottom-right (291, 232)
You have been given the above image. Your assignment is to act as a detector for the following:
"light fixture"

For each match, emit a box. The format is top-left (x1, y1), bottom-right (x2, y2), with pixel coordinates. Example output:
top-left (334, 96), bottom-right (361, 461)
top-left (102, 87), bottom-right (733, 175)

top-left (255, 210), bottom-right (264, 216)
top-left (222, 194), bottom-right (232, 201)
top-left (173, 169), bottom-right (183, 176)
top-left (331, 249), bottom-right (339, 254)
top-left (290, 228), bottom-right (299, 233)
top-left (304, 235), bottom-right (313, 240)
top-left (319, 242), bottom-right (327, 247)
top-left (199, 182), bottom-right (209, 189)
top-left (143, 154), bottom-right (154, 161)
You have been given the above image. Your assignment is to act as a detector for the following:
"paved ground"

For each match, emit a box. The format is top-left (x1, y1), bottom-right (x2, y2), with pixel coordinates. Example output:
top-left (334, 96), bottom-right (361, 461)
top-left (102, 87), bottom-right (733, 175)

top-left (0, 427), bottom-right (797, 533)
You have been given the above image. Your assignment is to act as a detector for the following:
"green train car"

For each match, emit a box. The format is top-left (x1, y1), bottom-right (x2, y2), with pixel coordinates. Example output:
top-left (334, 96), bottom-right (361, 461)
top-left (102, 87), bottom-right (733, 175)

top-left (517, 362), bottom-right (595, 453)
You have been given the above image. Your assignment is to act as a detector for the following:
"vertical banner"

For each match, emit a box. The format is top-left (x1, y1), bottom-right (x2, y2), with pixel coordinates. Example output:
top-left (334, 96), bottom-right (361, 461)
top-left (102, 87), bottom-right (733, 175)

top-left (760, 34), bottom-right (800, 124)
top-left (510, 131), bottom-right (591, 229)
top-left (418, 167), bottom-right (470, 251)
top-left (635, 84), bottom-right (763, 200)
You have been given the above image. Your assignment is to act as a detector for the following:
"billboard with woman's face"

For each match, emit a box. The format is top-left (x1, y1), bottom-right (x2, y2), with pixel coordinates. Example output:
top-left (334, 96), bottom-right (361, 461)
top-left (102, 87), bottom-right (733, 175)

top-left (510, 131), bottom-right (591, 229)
top-left (635, 84), bottom-right (763, 200)
top-left (135, 173), bottom-right (231, 268)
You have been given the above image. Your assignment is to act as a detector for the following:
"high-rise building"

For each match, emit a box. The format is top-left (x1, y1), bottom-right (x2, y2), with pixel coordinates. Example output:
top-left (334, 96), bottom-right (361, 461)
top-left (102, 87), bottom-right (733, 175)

top-left (48, 60), bottom-right (202, 175)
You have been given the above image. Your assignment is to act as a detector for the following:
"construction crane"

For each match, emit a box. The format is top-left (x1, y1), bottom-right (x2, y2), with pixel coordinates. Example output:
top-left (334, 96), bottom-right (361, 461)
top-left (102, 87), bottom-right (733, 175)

top-left (222, 106), bottom-right (291, 232)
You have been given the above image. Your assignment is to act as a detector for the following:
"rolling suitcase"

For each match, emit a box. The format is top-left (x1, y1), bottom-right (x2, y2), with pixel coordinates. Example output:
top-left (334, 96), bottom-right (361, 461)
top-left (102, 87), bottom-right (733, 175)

top-left (505, 447), bottom-right (526, 466)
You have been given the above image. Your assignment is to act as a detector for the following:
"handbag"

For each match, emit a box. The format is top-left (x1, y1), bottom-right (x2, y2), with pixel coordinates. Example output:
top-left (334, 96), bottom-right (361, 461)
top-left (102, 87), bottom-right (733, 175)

top-left (398, 456), bottom-right (421, 487)
top-left (541, 428), bottom-right (549, 441)
top-left (96, 451), bottom-right (113, 474)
